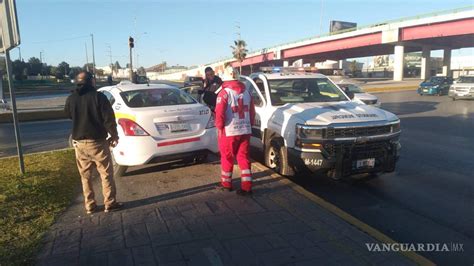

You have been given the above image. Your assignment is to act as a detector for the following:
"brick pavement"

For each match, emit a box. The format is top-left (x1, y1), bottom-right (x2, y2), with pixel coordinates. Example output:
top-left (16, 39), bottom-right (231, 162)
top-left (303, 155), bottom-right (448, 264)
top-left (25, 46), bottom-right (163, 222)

top-left (36, 157), bottom-right (416, 266)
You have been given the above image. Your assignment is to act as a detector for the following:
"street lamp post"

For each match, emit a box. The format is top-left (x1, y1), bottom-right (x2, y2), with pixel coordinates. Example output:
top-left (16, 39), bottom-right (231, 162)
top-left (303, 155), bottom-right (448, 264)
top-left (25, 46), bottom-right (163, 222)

top-left (90, 34), bottom-right (96, 75)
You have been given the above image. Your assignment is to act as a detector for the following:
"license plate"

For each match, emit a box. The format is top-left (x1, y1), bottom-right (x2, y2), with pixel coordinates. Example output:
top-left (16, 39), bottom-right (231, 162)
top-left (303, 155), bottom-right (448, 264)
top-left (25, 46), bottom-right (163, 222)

top-left (169, 123), bottom-right (190, 132)
top-left (423, 89), bottom-right (428, 92)
top-left (356, 158), bottom-right (375, 169)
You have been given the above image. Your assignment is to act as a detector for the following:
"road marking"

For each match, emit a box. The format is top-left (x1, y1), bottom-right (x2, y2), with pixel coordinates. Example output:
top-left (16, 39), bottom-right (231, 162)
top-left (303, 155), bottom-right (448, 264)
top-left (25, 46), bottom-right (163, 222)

top-left (252, 162), bottom-right (435, 266)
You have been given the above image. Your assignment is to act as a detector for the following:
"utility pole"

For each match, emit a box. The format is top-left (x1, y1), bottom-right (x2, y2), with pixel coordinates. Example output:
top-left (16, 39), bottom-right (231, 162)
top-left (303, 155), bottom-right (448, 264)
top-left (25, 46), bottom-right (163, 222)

top-left (39, 50), bottom-right (43, 80)
top-left (106, 44), bottom-right (113, 77)
top-left (85, 42), bottom-right (89, 72)
top-left (1, 28), bottom-right (25, 174)
top-left (90, 34), bottom-right (96, 75)
top-left (17, 47), bottom-right (21, 61)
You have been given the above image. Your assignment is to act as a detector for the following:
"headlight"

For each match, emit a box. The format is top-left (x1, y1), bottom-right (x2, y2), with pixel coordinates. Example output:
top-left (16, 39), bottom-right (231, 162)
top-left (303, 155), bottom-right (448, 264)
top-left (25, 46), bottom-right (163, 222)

top-left (390, 121), bottom-right (401, 133)
top-left (296, 124), bottom-right (324, 139)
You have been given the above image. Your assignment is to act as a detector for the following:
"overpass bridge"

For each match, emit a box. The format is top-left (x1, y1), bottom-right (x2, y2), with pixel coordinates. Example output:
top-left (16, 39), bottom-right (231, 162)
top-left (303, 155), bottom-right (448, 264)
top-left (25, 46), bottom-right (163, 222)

top-left (151, 7), bottom-right (474, 81)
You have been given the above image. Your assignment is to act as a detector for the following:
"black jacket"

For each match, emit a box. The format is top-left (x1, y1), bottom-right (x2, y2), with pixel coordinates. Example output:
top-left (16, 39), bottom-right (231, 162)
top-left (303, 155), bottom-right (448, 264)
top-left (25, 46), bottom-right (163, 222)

top-left (65, 85), bottom-right (118, 141)
top-left (203, 76), bottom-right (223, 93)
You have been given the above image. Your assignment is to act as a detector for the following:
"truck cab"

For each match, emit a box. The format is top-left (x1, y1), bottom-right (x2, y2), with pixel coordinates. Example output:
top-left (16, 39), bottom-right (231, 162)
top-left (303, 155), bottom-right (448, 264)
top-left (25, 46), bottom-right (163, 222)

top-left (240, 67), bottom-right (401, 179)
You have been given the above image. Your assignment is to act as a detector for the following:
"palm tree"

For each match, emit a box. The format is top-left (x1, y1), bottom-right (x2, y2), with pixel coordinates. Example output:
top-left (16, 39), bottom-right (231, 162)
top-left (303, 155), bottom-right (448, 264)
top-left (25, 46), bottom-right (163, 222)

top-left (231, 39), bottom-right (248, 74)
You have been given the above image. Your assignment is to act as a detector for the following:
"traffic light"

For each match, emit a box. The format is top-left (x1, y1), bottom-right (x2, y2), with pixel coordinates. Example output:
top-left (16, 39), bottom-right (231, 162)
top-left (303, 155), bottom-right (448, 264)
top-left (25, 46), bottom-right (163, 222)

top-left (129, 36), bottom-right (134, 48)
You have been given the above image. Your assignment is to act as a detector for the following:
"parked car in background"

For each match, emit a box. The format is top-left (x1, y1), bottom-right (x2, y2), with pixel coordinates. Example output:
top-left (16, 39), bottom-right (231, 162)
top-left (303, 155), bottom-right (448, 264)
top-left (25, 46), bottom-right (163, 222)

top-left (417, 76), bottom-right (453, 96)
top-left (183, 76), bottom-right (204, 87)
top-left (336, 82), bottom-right (380, 107)
top-left (449, 76), bottom-right (474, 101)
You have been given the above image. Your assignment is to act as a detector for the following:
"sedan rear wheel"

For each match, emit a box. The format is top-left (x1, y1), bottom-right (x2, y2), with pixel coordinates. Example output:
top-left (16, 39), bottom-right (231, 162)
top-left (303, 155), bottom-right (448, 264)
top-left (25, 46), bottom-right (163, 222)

top-left (111, 150), bottom-right (127, 177)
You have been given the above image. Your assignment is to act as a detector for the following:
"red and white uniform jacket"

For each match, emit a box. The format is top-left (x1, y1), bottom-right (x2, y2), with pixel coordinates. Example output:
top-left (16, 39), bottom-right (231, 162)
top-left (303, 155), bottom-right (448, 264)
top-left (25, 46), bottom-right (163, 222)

top-left (215, 80), bottom-right (256, 136)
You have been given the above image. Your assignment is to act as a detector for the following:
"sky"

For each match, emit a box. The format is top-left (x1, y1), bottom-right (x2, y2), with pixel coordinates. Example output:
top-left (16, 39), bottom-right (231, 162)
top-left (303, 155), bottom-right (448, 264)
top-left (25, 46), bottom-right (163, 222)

top-left (9, 0), bottom-right (474, 68)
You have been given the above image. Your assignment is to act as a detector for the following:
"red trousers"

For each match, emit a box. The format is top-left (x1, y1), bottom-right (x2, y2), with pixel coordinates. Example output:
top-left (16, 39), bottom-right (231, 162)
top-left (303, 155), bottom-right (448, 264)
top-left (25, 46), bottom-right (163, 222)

top-left (219, 133), bottom-right (252, 191)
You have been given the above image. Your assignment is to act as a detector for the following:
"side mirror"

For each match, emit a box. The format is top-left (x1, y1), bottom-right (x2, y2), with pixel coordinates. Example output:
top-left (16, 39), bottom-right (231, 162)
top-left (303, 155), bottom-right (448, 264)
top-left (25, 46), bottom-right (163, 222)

top-left (346, 91), bottom-right (355, 100)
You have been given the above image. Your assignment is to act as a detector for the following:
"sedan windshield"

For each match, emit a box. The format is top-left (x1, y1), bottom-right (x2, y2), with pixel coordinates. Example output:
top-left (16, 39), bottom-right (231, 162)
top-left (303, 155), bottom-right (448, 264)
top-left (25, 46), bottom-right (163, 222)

top-left (120, 88), bottom-right (196, 108)
top-left (428, 77), bottom-right (445, 84)
top-left (457, 76), bottom-right (474, 83)
top-left (268, 78), bottom-right (347, 106)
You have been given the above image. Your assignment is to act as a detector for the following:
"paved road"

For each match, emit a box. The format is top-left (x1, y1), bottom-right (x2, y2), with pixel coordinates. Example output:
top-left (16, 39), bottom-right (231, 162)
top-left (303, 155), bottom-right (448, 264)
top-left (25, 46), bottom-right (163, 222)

top-left (0, 119), bottom-right (71, 157)
top-left (289, 91), bottom-right (474, 265)
top-left (1, 91), bottom-right (472, 264)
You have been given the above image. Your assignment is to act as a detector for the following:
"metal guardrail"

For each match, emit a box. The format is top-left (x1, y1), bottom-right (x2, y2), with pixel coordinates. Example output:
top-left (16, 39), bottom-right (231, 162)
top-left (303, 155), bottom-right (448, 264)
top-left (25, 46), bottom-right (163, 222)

top-left (206, 5), bottom-right (474, 66)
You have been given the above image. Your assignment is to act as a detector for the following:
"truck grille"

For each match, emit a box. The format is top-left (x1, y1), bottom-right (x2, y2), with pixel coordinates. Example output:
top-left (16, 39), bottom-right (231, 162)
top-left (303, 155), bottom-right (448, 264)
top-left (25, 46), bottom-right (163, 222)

top-left (324, 125), bottom-right (391, 139)
top-left (324, 141), bottom-right (390, 158)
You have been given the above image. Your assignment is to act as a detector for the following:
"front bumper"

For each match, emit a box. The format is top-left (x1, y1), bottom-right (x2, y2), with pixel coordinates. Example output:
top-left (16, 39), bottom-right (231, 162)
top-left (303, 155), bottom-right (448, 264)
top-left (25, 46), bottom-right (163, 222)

top-left (112, 128), bottom-right (218, 166)
top-left (288, 137), bottom-right (401, 178)
top-left (418, 87), bottom-right (439, 95)
top-left (449, 91), bottom-right (474, 99)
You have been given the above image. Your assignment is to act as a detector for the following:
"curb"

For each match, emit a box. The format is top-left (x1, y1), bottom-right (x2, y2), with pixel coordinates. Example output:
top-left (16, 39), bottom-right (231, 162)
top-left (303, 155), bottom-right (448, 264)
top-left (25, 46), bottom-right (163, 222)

top-left (252, 162), bottom-right (435, 266)
top-left (363, 86), bottom-right (417, 93)
top-left (0, 110), bottom-right (67, 123)
top-left (0, 148), bottom-right (74, 160)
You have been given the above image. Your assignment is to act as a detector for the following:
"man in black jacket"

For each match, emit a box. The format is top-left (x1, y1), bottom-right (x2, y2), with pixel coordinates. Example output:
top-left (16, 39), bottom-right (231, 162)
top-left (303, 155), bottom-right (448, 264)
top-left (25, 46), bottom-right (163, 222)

top-left (199, 67), bottom-right (222, 111)
top-left (65, 71), bottom-right (122, 214)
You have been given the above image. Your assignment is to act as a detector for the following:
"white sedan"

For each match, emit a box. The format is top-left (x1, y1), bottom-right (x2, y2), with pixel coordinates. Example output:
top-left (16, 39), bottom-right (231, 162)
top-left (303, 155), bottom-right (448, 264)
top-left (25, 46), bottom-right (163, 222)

top-left (98, 81), bottom-right (218, 177)
top-left (337, 83), bottom-right (380, 107)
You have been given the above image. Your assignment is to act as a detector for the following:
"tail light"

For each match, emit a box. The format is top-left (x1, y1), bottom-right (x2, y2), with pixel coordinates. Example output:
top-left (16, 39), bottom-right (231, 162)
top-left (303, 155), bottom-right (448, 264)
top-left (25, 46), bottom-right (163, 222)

top-left (206, 113), bottom-right (215, 129)
top-left (118, 118), bottom-right (149, 136)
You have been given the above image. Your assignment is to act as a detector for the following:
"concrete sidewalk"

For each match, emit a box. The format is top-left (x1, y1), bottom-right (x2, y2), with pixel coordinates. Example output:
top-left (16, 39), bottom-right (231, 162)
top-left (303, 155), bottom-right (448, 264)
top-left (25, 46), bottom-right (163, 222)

top-left (36, 157), bottom-right (420, 266)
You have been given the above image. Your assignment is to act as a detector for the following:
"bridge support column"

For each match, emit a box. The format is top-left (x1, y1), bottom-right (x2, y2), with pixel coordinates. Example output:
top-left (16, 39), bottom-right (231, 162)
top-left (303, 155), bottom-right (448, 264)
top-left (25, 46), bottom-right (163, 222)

top-left (393, 45), bottom-right (405, 81)
top-left (442, 48), bottom-right (452, 77)
top-left (421, 46), bottom-right (431, 80)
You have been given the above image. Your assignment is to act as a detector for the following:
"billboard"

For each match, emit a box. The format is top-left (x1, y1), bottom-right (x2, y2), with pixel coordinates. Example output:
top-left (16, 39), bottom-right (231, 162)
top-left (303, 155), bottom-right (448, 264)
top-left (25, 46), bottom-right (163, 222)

top-left (329, 20), bottom-right (357, 33)
top-left (0, 0), bottom-right (21, 53)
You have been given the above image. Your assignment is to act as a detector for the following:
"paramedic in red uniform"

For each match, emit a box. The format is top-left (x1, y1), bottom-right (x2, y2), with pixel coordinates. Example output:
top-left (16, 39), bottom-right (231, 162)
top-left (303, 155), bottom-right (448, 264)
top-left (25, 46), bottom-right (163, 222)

top-left (215, 66), bottom-right (256, 196)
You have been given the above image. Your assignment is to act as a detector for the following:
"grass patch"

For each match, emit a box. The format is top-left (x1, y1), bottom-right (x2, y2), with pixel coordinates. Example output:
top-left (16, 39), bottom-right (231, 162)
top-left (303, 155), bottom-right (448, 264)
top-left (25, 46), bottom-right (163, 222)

top-left (0, 149), bottom-right (80, 265)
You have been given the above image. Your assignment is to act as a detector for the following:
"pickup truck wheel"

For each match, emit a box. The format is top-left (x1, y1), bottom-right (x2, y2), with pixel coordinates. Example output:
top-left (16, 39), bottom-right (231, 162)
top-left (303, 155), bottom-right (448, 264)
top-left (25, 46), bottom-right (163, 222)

top-left (265, 140), bottom-right (294, 177)
top-left (111, 150), bottom-right (127, 177)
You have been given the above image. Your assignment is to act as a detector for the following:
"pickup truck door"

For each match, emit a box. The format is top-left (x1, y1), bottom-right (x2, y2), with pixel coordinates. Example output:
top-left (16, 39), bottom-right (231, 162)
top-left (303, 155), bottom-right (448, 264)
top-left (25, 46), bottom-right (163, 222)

top-left (240, 76), bottom-right (266, 149)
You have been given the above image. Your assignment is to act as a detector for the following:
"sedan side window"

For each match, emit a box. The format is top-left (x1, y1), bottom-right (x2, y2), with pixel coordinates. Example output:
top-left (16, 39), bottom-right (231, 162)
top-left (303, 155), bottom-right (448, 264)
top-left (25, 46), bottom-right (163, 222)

top-left (102, 91), bottom-right (115, 105)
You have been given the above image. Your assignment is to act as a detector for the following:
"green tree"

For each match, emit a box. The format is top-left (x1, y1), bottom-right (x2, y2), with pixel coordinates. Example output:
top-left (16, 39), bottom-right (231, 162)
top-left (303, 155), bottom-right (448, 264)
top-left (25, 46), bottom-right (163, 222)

top-left (231, 39), bottom-right (248, 74)
top-left (54, 67), bottom-right (64, 80)
top-left (11, 60), bottom-right (27, 80)
top-left (57, 62), bottom-right (70, 78)
top-left (27, 57), bottom-right (42, 76)
top-left (68, 67), bottom-right (82, 79)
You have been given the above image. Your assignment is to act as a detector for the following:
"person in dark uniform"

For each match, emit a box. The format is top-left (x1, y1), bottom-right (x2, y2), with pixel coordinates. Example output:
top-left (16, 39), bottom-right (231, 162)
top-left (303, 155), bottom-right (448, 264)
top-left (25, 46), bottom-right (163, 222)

top-left (199, 67), bottom-right (223, 111)
top-left (65, 71), bottom-right (123, 214)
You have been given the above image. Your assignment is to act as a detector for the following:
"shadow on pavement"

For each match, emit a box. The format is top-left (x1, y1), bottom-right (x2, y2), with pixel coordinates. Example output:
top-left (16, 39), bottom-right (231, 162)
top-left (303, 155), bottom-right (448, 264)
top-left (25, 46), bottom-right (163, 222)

top-left (380, 101), bottom-right (439, 115)
top-left (122, 168), bottom-right (282, 210)
top-left (125, 155), bottom-right (221, 176)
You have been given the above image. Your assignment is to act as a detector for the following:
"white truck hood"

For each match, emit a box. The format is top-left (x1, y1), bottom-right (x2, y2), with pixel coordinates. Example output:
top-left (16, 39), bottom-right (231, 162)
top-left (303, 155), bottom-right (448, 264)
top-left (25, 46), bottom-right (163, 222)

top-left (278, 101), bottom-right (397, 125)
top-left (354, 92), bottom-right (377, 101)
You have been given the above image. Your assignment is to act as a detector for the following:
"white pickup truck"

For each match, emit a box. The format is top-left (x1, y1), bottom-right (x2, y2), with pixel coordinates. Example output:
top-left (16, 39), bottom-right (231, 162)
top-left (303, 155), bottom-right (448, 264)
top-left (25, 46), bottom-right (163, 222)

top-left (240, 67), bottom-right (401, 179)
